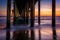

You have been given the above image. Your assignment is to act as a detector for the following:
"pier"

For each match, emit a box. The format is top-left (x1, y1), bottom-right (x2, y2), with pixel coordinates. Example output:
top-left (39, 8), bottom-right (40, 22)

top-left (0, 0), bottom-right (57, 40)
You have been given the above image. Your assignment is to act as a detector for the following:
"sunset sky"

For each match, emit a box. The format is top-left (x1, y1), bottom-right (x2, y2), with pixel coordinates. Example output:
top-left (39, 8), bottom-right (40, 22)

top-left (0, 0), bottom-right (60, 16)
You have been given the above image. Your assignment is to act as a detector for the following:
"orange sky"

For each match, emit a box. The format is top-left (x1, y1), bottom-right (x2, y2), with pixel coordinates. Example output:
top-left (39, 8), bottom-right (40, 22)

top-left (35, 8), bottom-right (60, 16)
top-left (35, 2), bottom-right (60, 16)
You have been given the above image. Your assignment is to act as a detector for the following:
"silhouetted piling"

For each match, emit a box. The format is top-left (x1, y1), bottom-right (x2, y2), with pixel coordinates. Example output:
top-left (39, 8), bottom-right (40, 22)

top-left (13, 0), bottom-right (16, 24)
top-left (38, 0), bottom-right (41, 40)
top-left (21, 10), bottom-right (25, 19)
top-left (38, 0), bottom-right (40, 25)
top-left (6, 0), bottom-right (11, 40)
top-left (30, 0), bottom-right (35, 27)
top-left (26, 2), bottom-right (29, 24)
top-left (52, 0), bottom-right (56, 40)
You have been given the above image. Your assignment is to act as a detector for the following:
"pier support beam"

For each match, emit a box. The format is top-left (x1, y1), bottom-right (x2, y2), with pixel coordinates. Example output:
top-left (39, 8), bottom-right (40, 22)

top-left (20, 9), bottom-right (26, 24)
top-left (6, 0), bottom-right (11, 40)
top-left (38, 0), bottom-right (40, 25)
top-left (13, 0), bottom-right (17, 24)
top-left (30, 0), bottom-right (35, 27)
top-left (38, 0), bottom-right (41, 40)
top-left (22, 8), bottom-right (26, 21)
top-left (26, 2), bottom-right (29, 24)
top-left (52, 0), bottom-right (56, 40)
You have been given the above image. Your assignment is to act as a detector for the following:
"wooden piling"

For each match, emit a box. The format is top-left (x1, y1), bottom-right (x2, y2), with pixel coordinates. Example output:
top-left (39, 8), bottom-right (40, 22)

top-left (30, 0), bottom-right (35, 27)
top-left (38, 0), bottom-right (40, 25)
top-left (23, 8), bottom-right (25, 20)
top-left (38, 0), bottom-right (41, 40)
top-left (26, 2), bottom-right (29, 24)
top-left (13, 0), bottom-right (16, 24)
top-left (6, 0), bottom-right (11, 40)
top-left (52, 0), bottom-right (56, 40)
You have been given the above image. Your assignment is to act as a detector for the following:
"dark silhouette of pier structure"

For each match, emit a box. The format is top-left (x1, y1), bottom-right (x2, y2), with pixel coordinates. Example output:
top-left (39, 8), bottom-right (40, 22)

top-left (6, 0), bottom-right (56, 40)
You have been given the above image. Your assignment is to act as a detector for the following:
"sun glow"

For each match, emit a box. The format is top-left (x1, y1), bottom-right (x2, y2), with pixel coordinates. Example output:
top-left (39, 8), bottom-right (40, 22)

top-left (35, 8), bottom-right (60, 16)
top-left (35, 8), bottom-right (52, 16)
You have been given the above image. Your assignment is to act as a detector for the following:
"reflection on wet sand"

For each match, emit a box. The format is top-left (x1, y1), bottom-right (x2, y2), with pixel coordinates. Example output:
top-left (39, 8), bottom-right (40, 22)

top-left (0, 27), bottom-right (60, 40)
top-left (13, 30), bottom-right (28, 40)
top-left (13, 29), bottom-right (35, 40)
top-left (12, 27), bottom-right (53, 40)
top-left (0, 17), bottom-right (60, 40)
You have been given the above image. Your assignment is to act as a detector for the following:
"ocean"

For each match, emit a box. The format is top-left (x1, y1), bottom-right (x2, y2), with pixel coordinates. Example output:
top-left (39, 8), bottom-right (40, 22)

top-left (0, 16), bottom-right (60, 40)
